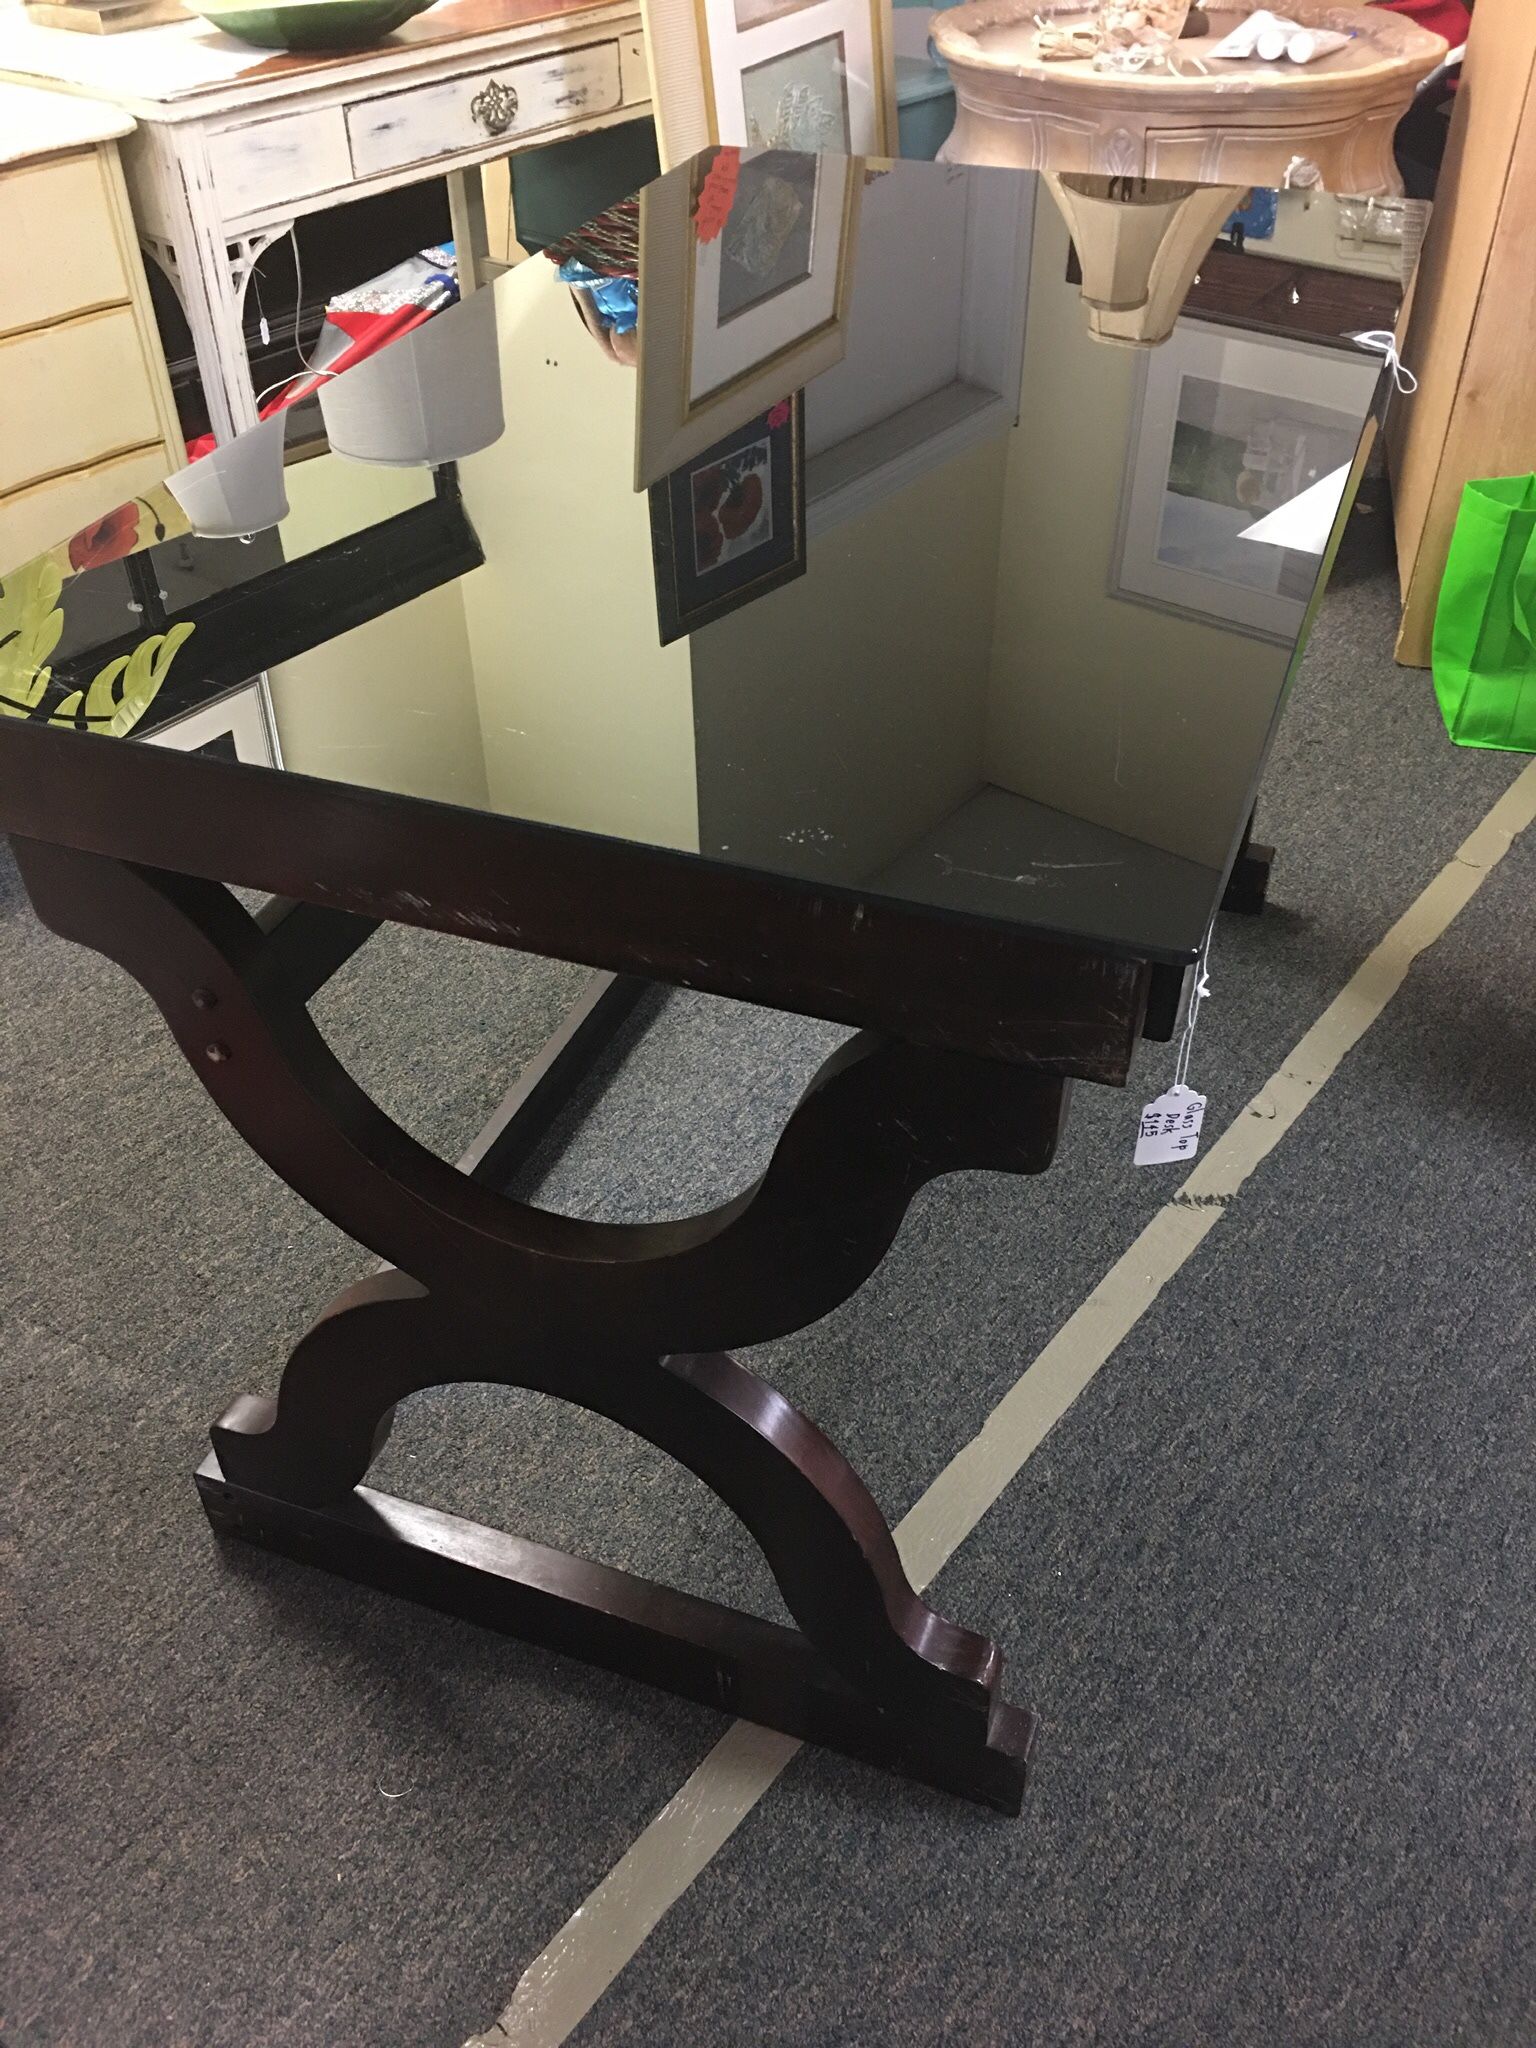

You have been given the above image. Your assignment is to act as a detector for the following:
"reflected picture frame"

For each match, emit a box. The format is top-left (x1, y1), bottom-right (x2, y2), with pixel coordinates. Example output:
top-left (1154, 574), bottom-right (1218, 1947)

top-left (143, 678), bottom-right (282, 766)
top-left (648, 394), bottom-right (806, 643)
top-left (1113, 320), bottom-right (1380, 645)
top-left (635, 148), bottom-right (860, 489)
top-left (640, 0), bottom-right (895, 169)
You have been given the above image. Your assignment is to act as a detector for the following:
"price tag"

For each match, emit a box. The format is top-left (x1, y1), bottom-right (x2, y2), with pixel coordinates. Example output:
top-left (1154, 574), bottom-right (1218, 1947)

top-left (1134, 1084), bottom-right (1206, 1167)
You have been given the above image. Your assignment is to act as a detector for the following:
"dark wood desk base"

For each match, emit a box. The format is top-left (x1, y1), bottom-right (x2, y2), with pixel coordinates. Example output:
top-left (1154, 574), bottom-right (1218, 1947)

top-left (13, 836), bottom-right (1092, 1813)
top-left (198, 1403), bottom-right (1038, 1812)
top-left (1221, 810), bottom-right (1276, 918)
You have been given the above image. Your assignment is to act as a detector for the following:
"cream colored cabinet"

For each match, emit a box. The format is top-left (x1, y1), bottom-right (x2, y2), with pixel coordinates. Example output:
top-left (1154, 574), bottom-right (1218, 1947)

top-left (0, 86), bottom-right (182, 572)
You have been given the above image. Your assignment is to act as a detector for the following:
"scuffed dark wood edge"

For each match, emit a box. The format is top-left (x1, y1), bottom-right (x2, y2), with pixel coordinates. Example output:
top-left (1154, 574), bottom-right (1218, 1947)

top-left (0, 720), bottom-right (1158, 1083)
top-left (198, 1448), bottom-right (1036, 1813)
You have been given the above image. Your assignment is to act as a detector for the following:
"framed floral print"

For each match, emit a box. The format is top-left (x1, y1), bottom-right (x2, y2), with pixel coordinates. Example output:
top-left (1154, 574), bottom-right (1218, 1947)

top-left (648, 394), bottom-right (805, 643)
top-left (640, 0), bottom-right (895, 168)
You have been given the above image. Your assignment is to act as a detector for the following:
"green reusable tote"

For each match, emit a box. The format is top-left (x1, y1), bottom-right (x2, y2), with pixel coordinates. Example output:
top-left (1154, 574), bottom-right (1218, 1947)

top-left (1431, 474), bottom-right (1536, 753)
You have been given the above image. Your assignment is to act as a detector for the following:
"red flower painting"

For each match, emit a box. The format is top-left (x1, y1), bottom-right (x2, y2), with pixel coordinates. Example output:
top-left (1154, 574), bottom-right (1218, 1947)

top-left (691, 432), bottom-right (772, 573)
top-left (67, 501), bottom-right (141, 572)
top-left (650, 397), bottom-right (803, 645)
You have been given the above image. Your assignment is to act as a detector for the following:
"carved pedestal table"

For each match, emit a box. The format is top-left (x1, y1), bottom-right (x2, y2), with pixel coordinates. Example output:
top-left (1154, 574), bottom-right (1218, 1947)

top-left (933, 1), bottom-right (1448, 192)
top-left (0, 152), bottom-right (1394, 1812)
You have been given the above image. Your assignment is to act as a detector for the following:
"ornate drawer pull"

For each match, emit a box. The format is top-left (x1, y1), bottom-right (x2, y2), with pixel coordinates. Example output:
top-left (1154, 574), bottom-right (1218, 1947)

top-left (470, 79), bottom-right (519, 135)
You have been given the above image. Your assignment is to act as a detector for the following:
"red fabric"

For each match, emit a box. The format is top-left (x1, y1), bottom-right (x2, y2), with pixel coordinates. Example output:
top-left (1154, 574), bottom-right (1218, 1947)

top-left (1372, 0), bottom-right (1471, 45)
top-left (183, 301), bottom-right (441, 461)
top-left (266, 302), bottom-right (437, 414)
top-left (693, 149), bottom-right (740, 245)
top-left (68, 501), bottom-right (140, 571)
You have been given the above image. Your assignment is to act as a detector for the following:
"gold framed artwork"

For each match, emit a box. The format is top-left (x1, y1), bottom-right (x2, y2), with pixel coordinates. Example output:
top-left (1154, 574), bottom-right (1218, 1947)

top-left (639, 0), bottom-right (896, 167)
top-left (635, 148), bottom-right (861, 489)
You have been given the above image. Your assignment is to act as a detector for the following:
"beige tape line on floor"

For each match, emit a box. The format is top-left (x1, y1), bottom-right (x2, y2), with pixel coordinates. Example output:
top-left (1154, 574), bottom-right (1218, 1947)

top-left (467, 757), bottom-right (1536, 2048)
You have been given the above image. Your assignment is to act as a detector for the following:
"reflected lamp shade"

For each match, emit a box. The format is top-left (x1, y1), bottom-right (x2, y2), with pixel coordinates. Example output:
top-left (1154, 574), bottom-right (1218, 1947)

top-left (318, 288), bottom-right (505, 467)
top-left (1045, 173), bottom-right (1245, 349)
top-left (165, 413), bottom-right (290, 539)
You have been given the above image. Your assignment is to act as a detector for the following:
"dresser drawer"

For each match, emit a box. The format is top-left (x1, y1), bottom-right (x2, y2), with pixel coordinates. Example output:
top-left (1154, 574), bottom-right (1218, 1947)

top-left (347, 42), bottom-right (624, 180)
top-left (0, 443), bottom-right (168, 577)
top-left (0, 150), bottom-right (132, 339)
top-left (208, 105), bottom-right (354, 219)
top-left (0, 306), bottom-right (167, 494)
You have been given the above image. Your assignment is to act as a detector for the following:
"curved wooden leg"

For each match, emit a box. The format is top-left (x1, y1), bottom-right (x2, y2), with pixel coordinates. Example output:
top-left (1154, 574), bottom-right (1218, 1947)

top-left (17, 838), bottom-right (1066, 1810)
top-left (211, 1276), bottom-right (1014, 1758)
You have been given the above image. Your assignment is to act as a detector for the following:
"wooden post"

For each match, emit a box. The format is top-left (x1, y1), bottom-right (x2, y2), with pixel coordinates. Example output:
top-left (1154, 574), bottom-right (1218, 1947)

top-left (1387, 0), bottom-right (1536, 667)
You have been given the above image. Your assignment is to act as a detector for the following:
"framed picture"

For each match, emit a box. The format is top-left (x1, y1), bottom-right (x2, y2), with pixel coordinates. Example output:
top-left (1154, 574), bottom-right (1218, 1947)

top-left (648, 394), bottom-right (805, 644)
top-left (639, 0), bottom-right (895, 169)
top-left (143, 678), bottom-right (282, 767)
top-left (636, 147), bottom-right (860, 488)
top-left (1113, 321), bottom-right (1379, 643)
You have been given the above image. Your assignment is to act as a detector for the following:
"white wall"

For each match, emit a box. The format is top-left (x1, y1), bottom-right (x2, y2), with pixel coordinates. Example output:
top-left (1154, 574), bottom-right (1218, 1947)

top-left (985, 189), bottom-right (1290, 868)
top-left (803, 161), bottom-right (970, 456)
top-left (689, 434), bottom-right (1007, 884)
top-left (266, 458), bottom-right (488, 810)
top-left (456, 262), bottom-right (700, 854)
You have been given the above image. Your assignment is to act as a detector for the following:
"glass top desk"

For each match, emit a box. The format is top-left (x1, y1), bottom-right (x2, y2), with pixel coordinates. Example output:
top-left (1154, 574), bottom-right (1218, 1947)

top-left (0, 153), bottom-right (1408, 1812)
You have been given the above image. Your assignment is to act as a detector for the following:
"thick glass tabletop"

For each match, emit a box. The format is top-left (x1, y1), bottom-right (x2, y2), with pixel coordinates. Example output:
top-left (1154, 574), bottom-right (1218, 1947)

top-left (0, 153), bottom-right (1411, 967)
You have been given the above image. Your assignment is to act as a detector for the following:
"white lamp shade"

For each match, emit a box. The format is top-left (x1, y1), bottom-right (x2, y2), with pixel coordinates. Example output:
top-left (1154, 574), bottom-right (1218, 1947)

top-left (319, 288), bottom-right (505, 468)
top-left (164, 413), bottom-right (290, 539)
top-left (1046, 174), bottom-right (1245, 350)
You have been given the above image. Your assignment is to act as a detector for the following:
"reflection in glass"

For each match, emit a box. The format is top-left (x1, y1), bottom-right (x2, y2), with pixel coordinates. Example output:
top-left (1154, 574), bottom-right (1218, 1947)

top-left (635, 150), bottom-right (857, 486)
top-left (2, 157), bottom-right (1413, 968)
top-left (718, 150), bottom-right (819, 323)
top-left (1045, 173), bottom-right (1243, 348)
top-left (317, 287), bottom-right (505, 467)
top-left (647, 395), bottom-right (805, 643)
top-left (1115, 322), bottom-right (1377, 642)
top-left (166, 414), bottom-right (290, 538)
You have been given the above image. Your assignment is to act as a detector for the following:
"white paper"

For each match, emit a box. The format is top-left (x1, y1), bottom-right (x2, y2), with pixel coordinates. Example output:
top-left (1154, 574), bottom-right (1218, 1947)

top-left (1285, 28), bottom-right (1352, 62)
top-left (1208, 11), bottom-right (1352, 62)
top-left (1238, 462), bottom-right (1351, 555)
top-left (1134, 1085), bottom-right (1207, 1166)
top-left (1209, 11), bottom-right (1300, 58)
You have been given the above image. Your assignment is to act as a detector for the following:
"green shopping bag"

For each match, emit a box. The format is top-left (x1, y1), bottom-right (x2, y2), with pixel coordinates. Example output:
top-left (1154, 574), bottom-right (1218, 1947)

top-left (1431, 474), bottom-right (1536, 753)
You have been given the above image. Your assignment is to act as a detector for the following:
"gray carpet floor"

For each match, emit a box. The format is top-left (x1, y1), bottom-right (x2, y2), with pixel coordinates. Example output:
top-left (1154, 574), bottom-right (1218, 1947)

top-left (1, 485), bottom-right (1532, 2047)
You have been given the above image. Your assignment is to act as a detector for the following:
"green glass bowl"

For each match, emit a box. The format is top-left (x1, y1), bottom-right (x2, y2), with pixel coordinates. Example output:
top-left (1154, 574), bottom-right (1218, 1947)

top-left (192, 0), bottom-right (436, 51)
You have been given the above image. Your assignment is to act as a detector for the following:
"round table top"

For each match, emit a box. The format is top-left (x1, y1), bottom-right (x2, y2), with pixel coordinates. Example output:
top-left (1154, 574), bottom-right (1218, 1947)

top-left (933, 2), bottom-right (1448, 102)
